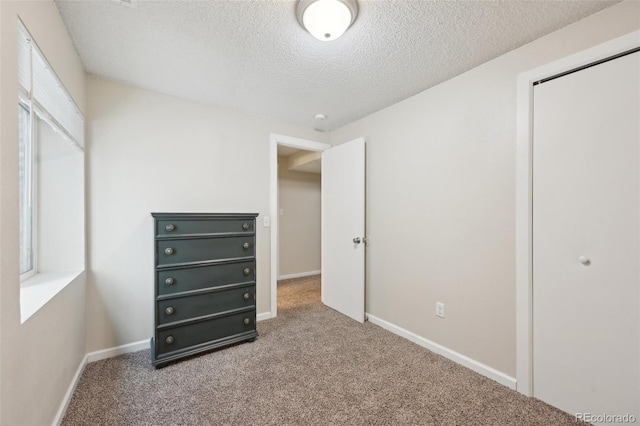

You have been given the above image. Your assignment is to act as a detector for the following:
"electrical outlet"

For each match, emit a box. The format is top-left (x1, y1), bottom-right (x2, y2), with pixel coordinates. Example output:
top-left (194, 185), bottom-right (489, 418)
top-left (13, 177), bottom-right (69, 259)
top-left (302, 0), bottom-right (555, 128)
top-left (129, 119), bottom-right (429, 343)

top-left (436, 302), bottom-right (445, 318)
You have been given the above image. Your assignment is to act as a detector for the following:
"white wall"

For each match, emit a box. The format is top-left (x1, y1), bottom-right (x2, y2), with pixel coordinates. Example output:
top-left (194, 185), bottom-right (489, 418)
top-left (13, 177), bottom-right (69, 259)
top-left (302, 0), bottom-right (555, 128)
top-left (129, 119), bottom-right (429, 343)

top-left (330, 0), bottom-right (640, 378)
top-left (0, 1), bottom-right (87, 425)
top-left (86, 77), bottom-right (328, 352)
top-left (278, 156), bottom-right (321, 278)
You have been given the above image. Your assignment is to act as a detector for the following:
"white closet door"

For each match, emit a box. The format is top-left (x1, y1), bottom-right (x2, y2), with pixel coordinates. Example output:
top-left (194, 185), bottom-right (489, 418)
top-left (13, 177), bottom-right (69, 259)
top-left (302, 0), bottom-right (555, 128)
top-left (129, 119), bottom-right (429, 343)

top-left (533, 51), bottom-right (640, 418)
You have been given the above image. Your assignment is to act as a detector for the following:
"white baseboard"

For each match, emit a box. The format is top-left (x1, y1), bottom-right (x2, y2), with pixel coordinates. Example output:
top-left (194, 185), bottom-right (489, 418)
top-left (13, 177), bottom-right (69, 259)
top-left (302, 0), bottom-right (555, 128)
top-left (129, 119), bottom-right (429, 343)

top-left (277, 270), bottom-right (321, 280)
top-left (257, 311), bottom-right (273, 322)
top-left (365, 313), bottom-right (517, 390)
top-left (86, 339), bottom-right (149, 363)
top-left (53, 354), bottom-right (88, 426)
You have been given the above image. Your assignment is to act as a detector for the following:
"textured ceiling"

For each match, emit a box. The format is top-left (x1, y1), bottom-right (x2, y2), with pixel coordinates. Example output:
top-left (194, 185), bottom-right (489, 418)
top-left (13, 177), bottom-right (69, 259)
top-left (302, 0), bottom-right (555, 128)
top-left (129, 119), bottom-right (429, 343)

top-left (55, 0), bottom-right (620, 131)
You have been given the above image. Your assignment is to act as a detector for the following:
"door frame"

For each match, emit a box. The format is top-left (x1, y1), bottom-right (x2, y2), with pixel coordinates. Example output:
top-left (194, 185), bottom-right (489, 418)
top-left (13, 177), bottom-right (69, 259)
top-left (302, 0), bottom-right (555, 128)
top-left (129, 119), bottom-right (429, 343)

top-left (515, 30), bottom-right (639, 396)
top-left (268, 134), bottom-right (331, 320)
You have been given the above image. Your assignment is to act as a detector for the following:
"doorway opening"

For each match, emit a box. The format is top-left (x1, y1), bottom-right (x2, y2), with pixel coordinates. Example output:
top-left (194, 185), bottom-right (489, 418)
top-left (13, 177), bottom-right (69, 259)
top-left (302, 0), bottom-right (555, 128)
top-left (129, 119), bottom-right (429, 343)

top-left (277, 147), bottom-right (322, 311)
top-left (268, 134), bottom-right (331, 319)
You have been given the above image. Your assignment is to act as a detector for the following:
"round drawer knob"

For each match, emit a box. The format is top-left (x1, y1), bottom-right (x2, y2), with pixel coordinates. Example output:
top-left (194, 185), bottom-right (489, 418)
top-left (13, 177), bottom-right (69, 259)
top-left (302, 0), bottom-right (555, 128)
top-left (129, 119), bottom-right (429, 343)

top-left (165, 224), bottom-right (175, 232)
top-left (242, 223), bottom-right (249, 230)
top-left (243, 242), bottom-right (250, 250)
top-left (243, 267), bottom-right (251, 276)
top-left (243, 292), bottom-right (250, 300)
top-left (165, 307), bottom-right (175, 315)
top-left (243, 318), bottom-right (251, 325)
top-left (165, 277), bottom-right (175, 285)
top-left (165, 336), bottom-right (174, 344)
top-left (165, 247), bottom-right (174, 255)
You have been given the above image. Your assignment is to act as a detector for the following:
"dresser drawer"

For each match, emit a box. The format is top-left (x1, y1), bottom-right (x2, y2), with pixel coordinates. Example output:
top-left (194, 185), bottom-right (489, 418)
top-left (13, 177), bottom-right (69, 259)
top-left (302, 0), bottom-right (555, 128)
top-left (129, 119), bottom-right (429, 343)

top-left (156, 311), bottom-right (255, 356)
top-left (157, 218), bottom-right (255, 237)
top-left (157, 236), bottom-right (255, 266)
top-left (157, 285), bottom-right (255, 325)
top-left (157, 260), bottom-right (255, 296)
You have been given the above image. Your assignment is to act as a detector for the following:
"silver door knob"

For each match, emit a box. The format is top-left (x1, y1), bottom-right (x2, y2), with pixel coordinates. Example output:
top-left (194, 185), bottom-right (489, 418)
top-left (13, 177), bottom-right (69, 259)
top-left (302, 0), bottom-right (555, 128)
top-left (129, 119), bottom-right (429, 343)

top-left (353, 237), bottom-right (361, 244)
top-left (578, 256), bottom-right (591, 265)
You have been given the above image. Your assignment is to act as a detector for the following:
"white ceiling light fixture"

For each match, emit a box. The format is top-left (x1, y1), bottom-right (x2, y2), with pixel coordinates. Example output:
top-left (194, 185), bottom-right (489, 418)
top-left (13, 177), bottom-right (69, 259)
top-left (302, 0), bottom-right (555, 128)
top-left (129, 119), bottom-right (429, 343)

top-left (297, 0), bottom-right (358, 42)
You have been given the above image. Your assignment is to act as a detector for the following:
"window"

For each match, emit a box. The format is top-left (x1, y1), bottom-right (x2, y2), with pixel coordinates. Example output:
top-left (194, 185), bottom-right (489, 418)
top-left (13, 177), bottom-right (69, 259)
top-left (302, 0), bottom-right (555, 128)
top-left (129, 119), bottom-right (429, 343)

top-left (17, 21), bottom-right (85, 321)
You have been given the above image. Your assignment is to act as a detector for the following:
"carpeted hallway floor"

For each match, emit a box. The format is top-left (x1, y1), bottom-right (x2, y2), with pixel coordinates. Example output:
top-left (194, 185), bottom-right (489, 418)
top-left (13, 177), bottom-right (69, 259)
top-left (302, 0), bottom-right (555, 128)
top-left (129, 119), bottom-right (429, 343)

top-left (62, 275), bottom-right (581, 425)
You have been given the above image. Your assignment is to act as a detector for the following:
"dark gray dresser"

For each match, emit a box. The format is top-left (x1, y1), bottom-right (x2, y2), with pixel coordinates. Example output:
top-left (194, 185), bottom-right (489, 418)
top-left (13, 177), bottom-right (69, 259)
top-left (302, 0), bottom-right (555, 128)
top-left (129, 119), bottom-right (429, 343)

top-left (151, 212), bottom-right (259, 367)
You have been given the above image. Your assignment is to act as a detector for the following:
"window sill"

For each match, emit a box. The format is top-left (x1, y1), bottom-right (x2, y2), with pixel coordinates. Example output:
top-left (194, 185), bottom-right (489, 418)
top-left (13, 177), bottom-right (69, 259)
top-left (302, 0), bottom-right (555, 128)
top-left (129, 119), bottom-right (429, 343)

top-left (20, 271), bottom-right (83, 324)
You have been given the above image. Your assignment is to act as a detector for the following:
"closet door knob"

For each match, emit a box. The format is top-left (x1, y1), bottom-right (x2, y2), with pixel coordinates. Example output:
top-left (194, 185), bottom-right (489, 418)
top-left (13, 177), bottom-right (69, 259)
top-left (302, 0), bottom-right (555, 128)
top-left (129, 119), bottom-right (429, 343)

top-left (165, 224), bottom-right (175, 232)
top-left (243, 242), bottom-right (250, 250)
top-left (165, 307), bottom-right (175, 315)
top-left (243, 292), bottom-right (250, 300)
top-left (242, 223), bottom-right (249, 230)
top-left (164, 247), bottom-right (174, 255)
top-left (165, 277), bottom-right (175, 285)
top-left (243, 318), bottom-right (251, 325)
top-left (243, 267), bottom-right (251, 276)
top-left (165, 336), bottom-right (174, 344)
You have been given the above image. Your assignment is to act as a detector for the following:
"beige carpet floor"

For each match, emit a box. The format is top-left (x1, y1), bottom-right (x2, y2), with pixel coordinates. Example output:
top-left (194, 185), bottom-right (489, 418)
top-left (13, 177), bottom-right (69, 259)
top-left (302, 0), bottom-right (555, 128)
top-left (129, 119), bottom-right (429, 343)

top-left (62, 275), bottom-right (581, 425)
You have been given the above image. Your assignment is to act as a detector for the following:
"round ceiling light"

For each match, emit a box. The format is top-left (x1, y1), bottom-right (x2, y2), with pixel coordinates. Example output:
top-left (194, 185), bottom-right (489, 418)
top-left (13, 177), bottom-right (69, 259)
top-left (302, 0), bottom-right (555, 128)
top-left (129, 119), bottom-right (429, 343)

top-left (296, 0), bottom-right (358, 42)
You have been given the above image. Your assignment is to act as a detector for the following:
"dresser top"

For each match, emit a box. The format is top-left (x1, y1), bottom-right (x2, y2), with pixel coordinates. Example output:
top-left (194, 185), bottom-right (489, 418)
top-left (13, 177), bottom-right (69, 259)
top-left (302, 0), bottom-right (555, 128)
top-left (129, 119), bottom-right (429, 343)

top-left (152, 212), bottom-right (259, 219)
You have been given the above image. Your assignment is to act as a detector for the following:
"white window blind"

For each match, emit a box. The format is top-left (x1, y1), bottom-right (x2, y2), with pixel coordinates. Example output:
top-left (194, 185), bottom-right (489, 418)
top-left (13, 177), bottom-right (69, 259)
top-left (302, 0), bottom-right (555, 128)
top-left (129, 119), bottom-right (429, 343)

top-left (17, 24), bottom-right (84, 147)
top-left (17, 28), bottom-right (31, 96)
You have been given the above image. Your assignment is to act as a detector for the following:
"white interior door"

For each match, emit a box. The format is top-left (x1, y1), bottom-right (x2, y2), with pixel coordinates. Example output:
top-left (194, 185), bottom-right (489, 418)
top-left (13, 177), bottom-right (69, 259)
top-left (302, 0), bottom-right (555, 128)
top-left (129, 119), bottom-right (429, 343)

top-left (321, 138), bottom-right (365, 323)
top-left (532, 51), bottom-right (640, 418)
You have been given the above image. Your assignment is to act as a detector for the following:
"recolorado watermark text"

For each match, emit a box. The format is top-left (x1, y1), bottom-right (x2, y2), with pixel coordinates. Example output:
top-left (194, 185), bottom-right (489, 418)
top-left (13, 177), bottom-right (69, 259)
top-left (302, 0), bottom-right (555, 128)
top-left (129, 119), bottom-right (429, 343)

top-left (575, 413), bottom-right (636, 423)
